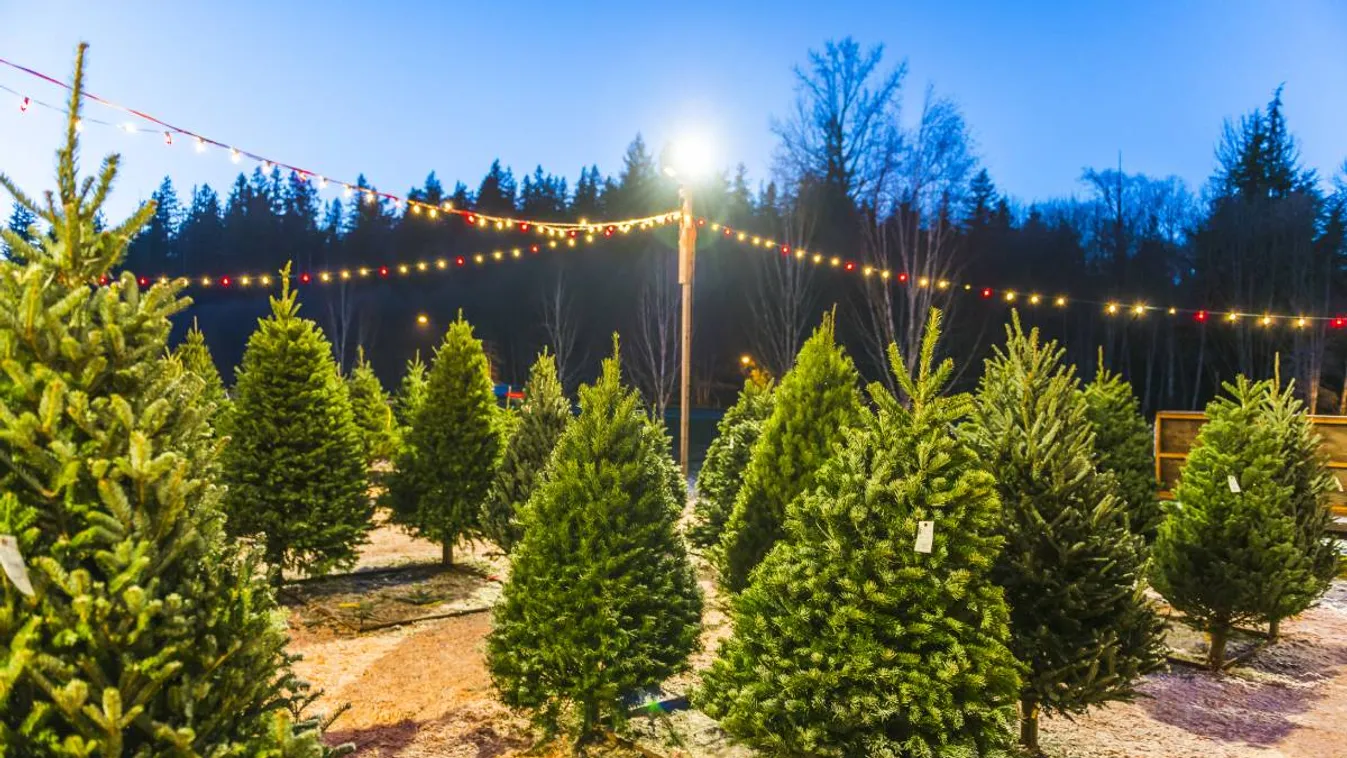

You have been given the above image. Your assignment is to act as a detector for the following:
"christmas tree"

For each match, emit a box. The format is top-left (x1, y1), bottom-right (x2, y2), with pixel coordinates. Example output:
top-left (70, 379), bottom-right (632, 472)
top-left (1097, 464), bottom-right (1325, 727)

top-left (1260, 378), bottom-right (1339, 639)
top-left (1152, 377), bottom-right (1301, 668)
top-left (698, 311), bottom-right (1022, 756)
top-left (967, 314), bottom-right (1164, 753)
top-left (482, 350), bottom-right (571, 553)
top-left (221, 264), bottom-right (371, 579)
top-left (0, 44), bottom-right (332, 755)
top-left (487, 340), bottom-right (701, 741)
top-left (716, 312), bottom-right (862, 591)
top-left (386, 312), bottom-right (502, 565)
top-left (347, 346), bottom-right (399, 465)
top-left (688, 373), bottom-right (774, 550)
top-left (1083, 351), bottom-right (1159, 541)
top-left (172, 317), bottom-right (231, 436)
top-left (394, 350), bottom-right (429, 432)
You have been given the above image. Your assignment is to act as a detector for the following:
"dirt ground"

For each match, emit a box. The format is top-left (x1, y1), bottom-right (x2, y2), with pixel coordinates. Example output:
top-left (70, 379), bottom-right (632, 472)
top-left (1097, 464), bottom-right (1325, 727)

top-left (287, 521), bottom-right (1347, 758)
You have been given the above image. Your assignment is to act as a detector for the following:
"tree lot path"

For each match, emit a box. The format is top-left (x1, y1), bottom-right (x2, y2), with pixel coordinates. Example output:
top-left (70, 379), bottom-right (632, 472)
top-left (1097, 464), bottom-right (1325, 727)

top-left (289, 521), bottom-right (1347, 758)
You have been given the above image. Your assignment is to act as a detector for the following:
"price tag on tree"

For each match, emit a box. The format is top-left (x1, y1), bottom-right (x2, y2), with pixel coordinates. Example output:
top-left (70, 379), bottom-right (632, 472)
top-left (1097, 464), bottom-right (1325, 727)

top-left (1227, 475), bottom-right (1241, 494)
top-left (914, 520), bottom-right (935, 554)
top-left (0, 535), bottom-right (34, 597)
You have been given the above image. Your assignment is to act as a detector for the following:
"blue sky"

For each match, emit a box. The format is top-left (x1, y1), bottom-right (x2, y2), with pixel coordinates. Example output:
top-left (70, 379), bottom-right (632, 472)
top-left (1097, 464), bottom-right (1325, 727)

top-left (1, 0), bottom-right (1344, 219)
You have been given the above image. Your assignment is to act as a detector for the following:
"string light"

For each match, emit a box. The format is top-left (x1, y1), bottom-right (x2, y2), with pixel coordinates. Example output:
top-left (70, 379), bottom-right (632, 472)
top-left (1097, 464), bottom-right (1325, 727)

top-left (1106, 303), bottom-right (1119, 315)
top-left (1132, 304), bottom-right (1146, 317)
top-left (10, 47), bottom-right (1347, 331)
top-left (0, 57), bottom-right (677, 239)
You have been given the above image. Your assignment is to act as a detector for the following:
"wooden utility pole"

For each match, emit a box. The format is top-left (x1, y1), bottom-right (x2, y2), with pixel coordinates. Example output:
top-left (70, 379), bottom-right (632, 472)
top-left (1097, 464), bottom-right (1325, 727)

top-left (677, 188), bottom-right (697, 481)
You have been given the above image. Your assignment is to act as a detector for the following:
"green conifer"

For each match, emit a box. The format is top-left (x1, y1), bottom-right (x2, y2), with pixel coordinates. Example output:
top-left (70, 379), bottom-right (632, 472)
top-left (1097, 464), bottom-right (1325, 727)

top-left (221, 265), bottom-right (371, 579)
top-left (0, 45), bottom-right (331, 754)
top-left (716, 312), bottom-right (862, 591)
top-left (698, 311), bottom-right (1022, 756)
top-left (393, 350), bottom-right (429, 432)
top-left (1152, 377), bottom-right (1302, 668)
top-left (347, 346), bottom-right (399, 465)
top-left (1260, 378), bottom-right (1340, 639)
top-left (386, 313), bottom-right (501, 565)
top-left (688, 373), bottom-right (774, 550)
top-left (482, 350), bottom-right (571, 553)
top-left (487, 340), bottom-right (701, 740)
top-left (1083, 351), bottom-right (1159, 541)
top-left (967, 314), bottom-right (1164, 753)
top-left (173, 317), bottom-right (232, 436)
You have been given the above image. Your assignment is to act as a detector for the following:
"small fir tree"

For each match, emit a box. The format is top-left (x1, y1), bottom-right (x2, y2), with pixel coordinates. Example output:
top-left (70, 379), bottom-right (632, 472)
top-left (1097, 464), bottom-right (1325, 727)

top-left (482, 350), bottom-right (571, 553)
top-left (347, 346), bottom-right (399, 465)
top-left (172, 317), bottom-right (232, 435)
top-left (487, 340), bottom-right (701, 741)
top-left (386, 312), bottom-right (502, 565)
top-left (716, 312), bottom-right (862, 591)
top-left (1152, 377), bottom-right (1302, 668)
top-left (689, 373), bottom-right (774, 550)
top-left (967, 314), bottom-right (1164, 753)
top-left (1082, 350), bottom-right (1159, 541)
top-left (221, 264), bottom-right (372, 579)
top-left (698, 311), bottom-right (1022, 756)
top-left (0, 44), bottom-right (331, 754)
top-left (393, 350), bottom-right (429, 431)
top-left (1260, 378), bottom-right (1340, 638)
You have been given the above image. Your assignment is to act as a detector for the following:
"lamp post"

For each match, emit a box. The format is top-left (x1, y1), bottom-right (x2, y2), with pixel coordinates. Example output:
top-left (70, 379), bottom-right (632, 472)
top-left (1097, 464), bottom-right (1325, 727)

top-left (677, 186), bottom-right (697, 481)
top-left (663, 134), bottom-right (712, 483)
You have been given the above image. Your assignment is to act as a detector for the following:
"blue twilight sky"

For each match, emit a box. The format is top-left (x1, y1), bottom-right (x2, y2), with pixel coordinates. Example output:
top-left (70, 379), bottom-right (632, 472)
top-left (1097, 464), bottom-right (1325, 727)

top-left (1, 1), bottom-right (1345, 220)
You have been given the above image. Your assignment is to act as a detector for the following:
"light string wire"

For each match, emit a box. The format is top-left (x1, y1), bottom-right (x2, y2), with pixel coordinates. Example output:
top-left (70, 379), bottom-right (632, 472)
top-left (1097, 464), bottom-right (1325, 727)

top-left (703, 218), bottom-right (1345, 329)
top-left (2, 57), bottom-right (1341, 328)
top-left (0, 57), bottom-right (678, 235)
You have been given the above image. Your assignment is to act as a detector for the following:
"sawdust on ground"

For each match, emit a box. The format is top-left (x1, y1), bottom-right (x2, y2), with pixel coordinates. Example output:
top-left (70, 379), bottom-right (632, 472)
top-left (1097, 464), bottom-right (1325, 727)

top-left (288, 521), bottom-right (1347, 758)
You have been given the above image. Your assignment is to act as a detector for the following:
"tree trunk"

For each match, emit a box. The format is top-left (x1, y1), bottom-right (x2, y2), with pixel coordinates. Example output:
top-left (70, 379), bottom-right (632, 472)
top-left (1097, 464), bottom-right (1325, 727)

top-left (1208, 626), bottom-right (1229, 671)
top-left (1020, 696), bottom-right (1041, 755)
top-left (442, 540), bottom-right (453, 567)
top-left (1268, 617), bottom-right (1280, 642)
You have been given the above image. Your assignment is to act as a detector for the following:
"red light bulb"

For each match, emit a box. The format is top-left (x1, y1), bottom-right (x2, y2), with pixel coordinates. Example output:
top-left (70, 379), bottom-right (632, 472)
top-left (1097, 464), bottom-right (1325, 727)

top-left (898, 272), bottom-right (910, 284)
top-left (220, 276), bottom-right (231, 287)
top-left (378, 266), bottom-right (389, 277)
top-left (981, 287), bottom-right (993, 299)
top-left (1195, 310), bottom-right (1208, 323)
top-left (456, 256), bottom-right (466, 266)
top-left (300, 273), bottom-right (311, 284)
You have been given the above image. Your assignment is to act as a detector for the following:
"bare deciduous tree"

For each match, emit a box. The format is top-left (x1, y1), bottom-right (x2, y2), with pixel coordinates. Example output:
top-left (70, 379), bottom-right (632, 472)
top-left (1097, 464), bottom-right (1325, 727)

top-left (861, 90), bottom-right (976, 385)
top-left (627, 257), bottom-right (680, 417)
top-left (540, 267), bottom-right (584, 391)
top-left (749, 196), bottom-right (819, 377)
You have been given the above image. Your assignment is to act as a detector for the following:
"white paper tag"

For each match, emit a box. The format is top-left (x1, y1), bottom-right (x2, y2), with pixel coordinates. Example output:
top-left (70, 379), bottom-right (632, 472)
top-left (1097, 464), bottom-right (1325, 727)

top-left (1336, 476), bottom-right (1344, 493)
top-left (0, 535), bottom-right (34, 597)
top-left (1228, 475), bottom-right (1241, 494)
top-left (914, 521), bottom-right (934, 554)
